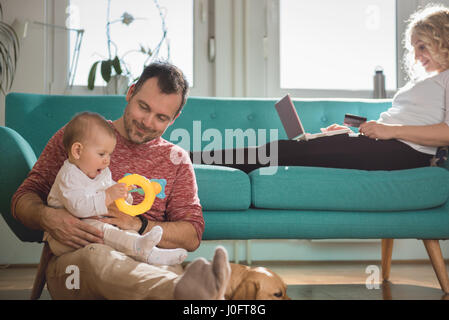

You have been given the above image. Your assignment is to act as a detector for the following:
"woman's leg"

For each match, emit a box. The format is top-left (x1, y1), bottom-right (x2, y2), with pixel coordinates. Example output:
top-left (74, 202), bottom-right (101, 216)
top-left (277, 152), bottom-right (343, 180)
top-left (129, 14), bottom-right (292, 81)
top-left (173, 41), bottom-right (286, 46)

top-left (190, 135), bottom-right (433, 173)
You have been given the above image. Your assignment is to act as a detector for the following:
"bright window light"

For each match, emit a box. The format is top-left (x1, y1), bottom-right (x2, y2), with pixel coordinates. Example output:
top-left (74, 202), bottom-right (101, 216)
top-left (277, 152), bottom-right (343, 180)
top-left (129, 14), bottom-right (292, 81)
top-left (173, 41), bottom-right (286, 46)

top-left (68, 0), bottom-right (193, 87)
top-left (280, 0), bottom-right (397, 90)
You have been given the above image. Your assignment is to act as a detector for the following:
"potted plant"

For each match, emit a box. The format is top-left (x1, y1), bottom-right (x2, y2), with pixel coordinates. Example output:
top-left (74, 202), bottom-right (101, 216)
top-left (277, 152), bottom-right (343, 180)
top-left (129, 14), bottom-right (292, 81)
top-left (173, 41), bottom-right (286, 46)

top-left (87, 0), bottom-right (169, 94)
top-left (87, 10), bottom-right (133, 94)
top-left (87, 55), bottom-right (127, 93)
top-left (87, 44), bottom-right (153, 94)
top-left (87, 9), bottom-right (155, 94)
top-left (0, 4), bottom-right (20, 95)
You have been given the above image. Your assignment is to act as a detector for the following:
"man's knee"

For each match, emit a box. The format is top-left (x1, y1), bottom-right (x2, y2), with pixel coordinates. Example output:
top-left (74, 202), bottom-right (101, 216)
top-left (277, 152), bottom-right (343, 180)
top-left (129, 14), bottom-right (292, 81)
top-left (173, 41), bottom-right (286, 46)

top-left (77, 243), bottom-right (117, 265)
top-left (47, 243), bottom-right (180, 299)
top-left (46, 244), bottom-right (110, 299)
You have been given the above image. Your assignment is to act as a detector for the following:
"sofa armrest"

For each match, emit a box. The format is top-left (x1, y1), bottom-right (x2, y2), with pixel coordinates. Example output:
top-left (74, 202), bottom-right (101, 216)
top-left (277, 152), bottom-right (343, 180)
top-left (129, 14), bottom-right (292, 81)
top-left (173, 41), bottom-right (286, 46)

top-left (0, 126), bottom-right (43, 242)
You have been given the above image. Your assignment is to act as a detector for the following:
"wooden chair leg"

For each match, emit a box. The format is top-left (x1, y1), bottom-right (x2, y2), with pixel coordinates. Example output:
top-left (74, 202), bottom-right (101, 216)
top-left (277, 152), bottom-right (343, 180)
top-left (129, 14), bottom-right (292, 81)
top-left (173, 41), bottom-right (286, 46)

top-left (30, 242), bottom-right (53, 300)
top-left (381, 239), bottom-right (394, 281)
top-left (422, 239), bottom-right (449, 294)
top-left (381, 280), bottom-right (392, 300)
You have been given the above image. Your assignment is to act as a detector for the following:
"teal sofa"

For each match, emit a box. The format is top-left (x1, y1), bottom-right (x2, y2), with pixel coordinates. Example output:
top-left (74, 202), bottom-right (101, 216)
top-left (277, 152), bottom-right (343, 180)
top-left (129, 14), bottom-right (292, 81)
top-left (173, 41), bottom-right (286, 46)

top-left (2, 92), bottom-right (449, 293)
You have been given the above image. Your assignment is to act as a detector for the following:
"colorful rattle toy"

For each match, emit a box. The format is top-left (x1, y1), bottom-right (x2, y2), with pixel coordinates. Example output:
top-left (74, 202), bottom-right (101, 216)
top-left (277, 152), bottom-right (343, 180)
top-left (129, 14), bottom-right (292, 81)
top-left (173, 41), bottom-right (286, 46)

top-left (115, 174), bottom-right (166, 216)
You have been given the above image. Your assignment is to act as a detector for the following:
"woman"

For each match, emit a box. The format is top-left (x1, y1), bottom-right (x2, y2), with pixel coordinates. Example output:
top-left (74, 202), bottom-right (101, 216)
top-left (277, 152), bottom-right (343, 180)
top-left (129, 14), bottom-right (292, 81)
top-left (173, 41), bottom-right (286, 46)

top-left (191, 5), bottom-right (449, 173)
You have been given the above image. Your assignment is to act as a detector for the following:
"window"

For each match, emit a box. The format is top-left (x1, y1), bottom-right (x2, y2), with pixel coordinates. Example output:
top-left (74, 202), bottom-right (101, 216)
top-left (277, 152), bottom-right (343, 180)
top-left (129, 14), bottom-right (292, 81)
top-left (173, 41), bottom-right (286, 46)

top-left (67, 0), bottom-right (193, 87)
top-left (278, 0), bottom-right (397, 91)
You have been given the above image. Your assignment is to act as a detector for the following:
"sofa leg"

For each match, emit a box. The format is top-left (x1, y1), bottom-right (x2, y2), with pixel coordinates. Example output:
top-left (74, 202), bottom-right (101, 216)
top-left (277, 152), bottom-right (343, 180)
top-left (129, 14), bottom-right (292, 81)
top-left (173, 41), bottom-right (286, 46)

top-left (246, 240), bottom-right (252, 266)
top-left (422, 239), bottom-right (449, 294)
top-left (381, 239), bottom-right (394, 281)
top-left (30, 242), bottom-right (53, 300)
top-left (234, 241), bottom-right (239, 264)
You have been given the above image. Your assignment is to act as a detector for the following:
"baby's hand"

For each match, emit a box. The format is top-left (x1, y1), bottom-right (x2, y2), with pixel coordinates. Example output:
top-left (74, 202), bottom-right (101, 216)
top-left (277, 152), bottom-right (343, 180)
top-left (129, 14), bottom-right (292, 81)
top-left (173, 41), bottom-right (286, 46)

top-left (106, 183), bottom-right (129, 204)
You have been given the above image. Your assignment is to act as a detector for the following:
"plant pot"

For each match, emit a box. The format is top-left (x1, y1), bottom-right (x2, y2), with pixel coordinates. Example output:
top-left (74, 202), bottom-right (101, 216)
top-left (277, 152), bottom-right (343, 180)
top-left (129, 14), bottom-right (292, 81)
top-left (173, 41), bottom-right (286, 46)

top-left (105, 75), bottom-right (130, 95)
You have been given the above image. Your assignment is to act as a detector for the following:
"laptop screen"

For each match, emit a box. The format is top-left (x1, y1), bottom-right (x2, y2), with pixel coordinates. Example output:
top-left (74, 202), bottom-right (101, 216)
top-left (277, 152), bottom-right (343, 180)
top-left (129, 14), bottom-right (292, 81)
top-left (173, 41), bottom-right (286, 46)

top-left (275, 94), bottom-right (306, 140)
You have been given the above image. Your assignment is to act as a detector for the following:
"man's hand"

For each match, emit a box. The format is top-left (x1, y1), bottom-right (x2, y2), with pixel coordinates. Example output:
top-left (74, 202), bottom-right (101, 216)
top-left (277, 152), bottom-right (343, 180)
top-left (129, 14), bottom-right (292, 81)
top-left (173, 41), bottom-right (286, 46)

top-left (40, 206), bottom-right (104, 249)
top-left (359, 121), bottom-right (399, 140)
top-left (98, 204), bottom-right (141, 232)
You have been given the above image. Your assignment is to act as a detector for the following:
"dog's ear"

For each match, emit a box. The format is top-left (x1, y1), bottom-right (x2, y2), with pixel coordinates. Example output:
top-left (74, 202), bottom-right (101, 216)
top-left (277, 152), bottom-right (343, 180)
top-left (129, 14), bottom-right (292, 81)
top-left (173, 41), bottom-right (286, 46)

top-left (230, 280), bottom-right (260, 300)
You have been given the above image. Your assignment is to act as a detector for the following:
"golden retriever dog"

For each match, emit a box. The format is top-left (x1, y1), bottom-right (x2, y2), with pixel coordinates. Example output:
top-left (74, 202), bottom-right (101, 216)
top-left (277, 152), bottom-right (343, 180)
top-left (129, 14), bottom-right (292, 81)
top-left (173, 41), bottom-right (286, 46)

top-left (225, 263), bottom-right (291, 300)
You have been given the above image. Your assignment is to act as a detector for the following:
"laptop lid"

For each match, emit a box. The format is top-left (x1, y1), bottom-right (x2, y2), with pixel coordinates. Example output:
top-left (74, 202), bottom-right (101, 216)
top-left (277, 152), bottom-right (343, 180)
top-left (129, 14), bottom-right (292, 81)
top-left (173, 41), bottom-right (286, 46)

top-left (275, 94), bottom-right (306, 140)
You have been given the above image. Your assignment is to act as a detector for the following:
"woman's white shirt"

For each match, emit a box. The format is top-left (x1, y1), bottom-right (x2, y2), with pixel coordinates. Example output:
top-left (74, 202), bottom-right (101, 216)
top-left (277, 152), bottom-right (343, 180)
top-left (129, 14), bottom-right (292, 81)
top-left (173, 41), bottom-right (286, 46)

top-left (378, 68), bottom-right (449, 155)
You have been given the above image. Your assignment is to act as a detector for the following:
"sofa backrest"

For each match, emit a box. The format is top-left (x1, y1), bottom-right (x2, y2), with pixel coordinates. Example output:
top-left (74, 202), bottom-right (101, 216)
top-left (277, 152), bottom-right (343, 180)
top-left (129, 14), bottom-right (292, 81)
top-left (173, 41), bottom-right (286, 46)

top-left (6, 92), bottom-right (392, 155)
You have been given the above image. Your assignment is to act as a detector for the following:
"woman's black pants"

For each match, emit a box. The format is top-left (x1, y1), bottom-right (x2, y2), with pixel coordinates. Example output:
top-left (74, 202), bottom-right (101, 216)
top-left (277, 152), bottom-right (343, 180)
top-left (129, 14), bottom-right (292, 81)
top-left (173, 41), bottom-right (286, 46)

top-left (189, 135), bottom-right (433, 174)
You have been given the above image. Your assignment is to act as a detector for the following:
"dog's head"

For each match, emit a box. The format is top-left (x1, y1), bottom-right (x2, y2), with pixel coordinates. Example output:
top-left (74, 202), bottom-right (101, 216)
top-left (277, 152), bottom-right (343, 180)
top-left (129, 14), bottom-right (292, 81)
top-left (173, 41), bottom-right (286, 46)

top-left (230, 266), bottom-right (290, 300)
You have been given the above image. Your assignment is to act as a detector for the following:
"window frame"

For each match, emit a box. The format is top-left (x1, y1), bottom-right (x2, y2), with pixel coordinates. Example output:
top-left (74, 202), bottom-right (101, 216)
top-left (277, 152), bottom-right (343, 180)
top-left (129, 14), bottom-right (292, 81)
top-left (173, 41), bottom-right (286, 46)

top-left (48, 0), bottom-right (431, 98)
top-left (260, 0), bottom-right (420, 98)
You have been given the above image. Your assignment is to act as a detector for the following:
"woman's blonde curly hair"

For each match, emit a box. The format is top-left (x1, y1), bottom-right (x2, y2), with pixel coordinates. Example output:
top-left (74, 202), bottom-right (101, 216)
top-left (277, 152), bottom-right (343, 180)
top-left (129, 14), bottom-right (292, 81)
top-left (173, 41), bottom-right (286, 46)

top-left (404, 4), bottom-right (449, 81)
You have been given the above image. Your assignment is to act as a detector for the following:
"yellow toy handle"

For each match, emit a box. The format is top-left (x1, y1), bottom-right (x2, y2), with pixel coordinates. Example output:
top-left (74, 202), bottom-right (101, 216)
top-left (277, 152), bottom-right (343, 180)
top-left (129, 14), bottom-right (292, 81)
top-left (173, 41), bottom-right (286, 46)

top-left (114, 174), bottom-right (162, 216)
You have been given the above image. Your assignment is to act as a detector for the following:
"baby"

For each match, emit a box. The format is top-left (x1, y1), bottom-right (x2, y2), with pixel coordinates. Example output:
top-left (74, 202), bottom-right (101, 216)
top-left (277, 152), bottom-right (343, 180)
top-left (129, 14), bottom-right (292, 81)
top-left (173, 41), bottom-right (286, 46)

top-left (45, 112), bottom-right (187, 265)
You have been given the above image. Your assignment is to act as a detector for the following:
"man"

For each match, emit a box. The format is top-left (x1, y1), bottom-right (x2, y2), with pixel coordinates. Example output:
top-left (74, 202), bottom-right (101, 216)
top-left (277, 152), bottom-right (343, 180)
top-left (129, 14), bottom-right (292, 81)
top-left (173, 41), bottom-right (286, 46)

top-left (12, 62), bottom-right (230, 299)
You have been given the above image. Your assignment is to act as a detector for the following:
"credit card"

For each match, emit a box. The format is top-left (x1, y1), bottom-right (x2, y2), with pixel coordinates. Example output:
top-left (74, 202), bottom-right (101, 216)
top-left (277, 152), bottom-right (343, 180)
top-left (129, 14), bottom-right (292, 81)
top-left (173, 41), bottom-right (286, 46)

top-left (344, 114), bottom-right (367, 128)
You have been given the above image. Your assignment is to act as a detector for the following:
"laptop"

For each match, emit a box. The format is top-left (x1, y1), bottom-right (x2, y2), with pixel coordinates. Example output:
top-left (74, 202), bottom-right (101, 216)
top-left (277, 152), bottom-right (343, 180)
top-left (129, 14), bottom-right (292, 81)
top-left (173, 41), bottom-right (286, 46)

top-left (274, 94), bottom-right (350, 141)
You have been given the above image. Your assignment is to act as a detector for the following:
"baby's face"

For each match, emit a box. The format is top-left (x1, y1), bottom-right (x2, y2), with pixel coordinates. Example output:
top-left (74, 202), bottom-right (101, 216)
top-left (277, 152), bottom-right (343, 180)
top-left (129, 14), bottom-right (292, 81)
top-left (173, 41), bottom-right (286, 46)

top-left (77, 131), bottom-right (116, 179)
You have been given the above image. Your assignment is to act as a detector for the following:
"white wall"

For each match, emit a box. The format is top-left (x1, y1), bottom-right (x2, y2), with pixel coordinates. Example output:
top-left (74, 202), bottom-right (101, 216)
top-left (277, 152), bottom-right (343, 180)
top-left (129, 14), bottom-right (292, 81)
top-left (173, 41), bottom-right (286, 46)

top-left (0, 0), bottom-right (48, 126)
top-left (1, 0), bottom-right (449, 264)
top-left (0, 0), bottom-right (48, 264)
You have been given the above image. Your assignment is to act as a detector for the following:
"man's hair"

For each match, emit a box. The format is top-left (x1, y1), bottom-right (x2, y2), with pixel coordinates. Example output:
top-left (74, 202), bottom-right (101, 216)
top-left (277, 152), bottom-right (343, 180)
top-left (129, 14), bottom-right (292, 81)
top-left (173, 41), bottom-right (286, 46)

top-left (131, 61), bottom-right (189, 116)
top-left (62, 112), bottom-right (116, 154)
top-left (404, 4), bottom-right (449, 80)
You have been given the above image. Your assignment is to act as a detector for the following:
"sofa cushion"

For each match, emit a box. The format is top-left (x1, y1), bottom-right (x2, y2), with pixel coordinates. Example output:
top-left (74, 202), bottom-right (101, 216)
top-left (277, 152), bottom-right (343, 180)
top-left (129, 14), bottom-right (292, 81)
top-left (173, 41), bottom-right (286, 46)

top-left (249, 166), bottom-right (449, 211)
top-left (202, 206), bottom-right (449, 240)
top-left (194, 164), bottom-right (251, 210)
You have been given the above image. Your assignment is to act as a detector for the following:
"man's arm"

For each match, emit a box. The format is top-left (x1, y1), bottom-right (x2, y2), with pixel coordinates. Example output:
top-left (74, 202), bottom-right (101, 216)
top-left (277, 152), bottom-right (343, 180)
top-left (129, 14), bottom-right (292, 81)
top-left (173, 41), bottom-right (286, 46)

top-left (162, 148), bottom-right (204, 251)
top-left (15, 192), bottom-right (104, 249)
top-left (144, 220), bottom-right (199, 252)
top-left (99, 205), bottom-right (200, 252)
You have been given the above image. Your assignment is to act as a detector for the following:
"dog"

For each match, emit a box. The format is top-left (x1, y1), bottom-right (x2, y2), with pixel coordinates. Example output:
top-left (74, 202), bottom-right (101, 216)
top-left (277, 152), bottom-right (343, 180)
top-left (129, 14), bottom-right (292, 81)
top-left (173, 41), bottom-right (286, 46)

top-left (225, 263), bottom-right (291, 300)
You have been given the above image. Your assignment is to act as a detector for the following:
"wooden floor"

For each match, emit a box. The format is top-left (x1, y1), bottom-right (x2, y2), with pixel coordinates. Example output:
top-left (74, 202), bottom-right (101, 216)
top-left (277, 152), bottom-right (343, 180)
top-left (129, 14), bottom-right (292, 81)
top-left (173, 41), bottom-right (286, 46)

top-left (253, 260), bottom-right (449, 300)
top-left (0, 260), bottom-right (448, 300)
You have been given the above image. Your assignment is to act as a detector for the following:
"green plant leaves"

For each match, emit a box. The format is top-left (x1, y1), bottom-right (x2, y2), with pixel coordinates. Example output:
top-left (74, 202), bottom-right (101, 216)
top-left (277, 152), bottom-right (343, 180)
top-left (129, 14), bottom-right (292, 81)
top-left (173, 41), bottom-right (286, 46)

top-left (112, 56), bottom-right (122, 75)
top-left (88, 56), bottom-right (124, 90)
top-left (87, 61), bottom-right (99, 90)
top-left (101, 59), bottom-right (112, 83)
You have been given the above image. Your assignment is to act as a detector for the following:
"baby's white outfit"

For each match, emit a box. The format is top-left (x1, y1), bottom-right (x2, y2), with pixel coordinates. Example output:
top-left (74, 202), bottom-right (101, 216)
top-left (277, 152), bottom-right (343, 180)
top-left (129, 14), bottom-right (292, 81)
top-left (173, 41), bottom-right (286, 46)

top-left (47, 160), bottom-right (128, 218)
top-left (45, 160), bottom-right (187, 265)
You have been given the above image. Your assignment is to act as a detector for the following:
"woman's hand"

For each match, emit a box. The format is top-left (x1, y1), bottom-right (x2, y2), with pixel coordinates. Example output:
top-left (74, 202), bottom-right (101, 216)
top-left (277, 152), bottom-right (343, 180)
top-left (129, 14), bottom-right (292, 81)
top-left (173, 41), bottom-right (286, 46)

top-left (359, 121), bottom-right (398, 140)
top-left (321, 124), bottom-right (352, 133)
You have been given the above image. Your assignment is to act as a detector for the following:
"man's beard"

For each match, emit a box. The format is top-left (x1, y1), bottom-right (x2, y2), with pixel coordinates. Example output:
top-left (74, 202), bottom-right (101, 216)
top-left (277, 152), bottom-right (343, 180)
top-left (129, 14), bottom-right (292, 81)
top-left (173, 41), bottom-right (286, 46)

top-left (123, 108), bottom-right (158, 144)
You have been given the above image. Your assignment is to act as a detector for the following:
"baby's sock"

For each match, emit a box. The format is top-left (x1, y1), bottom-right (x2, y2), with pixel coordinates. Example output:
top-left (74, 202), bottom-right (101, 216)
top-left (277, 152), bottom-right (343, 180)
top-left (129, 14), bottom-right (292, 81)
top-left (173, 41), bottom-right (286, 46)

top-left (134, 226), bottom-right (163, 259)
top-left (147, 247), bottom-right (188, 265)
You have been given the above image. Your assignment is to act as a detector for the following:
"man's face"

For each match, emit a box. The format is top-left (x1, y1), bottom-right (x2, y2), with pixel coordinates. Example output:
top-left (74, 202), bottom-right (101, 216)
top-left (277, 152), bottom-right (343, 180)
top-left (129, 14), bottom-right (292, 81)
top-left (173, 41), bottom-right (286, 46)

top-left (123, 77), bottom-right (182, 144)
